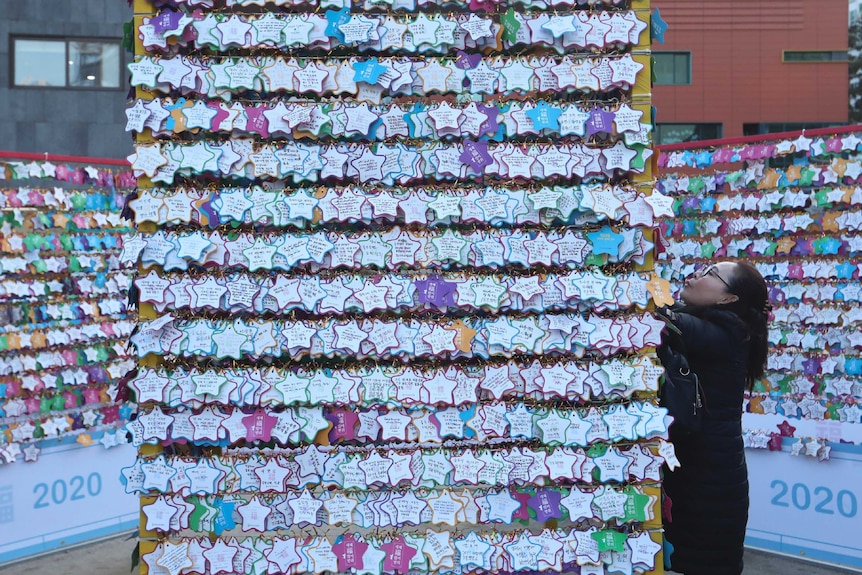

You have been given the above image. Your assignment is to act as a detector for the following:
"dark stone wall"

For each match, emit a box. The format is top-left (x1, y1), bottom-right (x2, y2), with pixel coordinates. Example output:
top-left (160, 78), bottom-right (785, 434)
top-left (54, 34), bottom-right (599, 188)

top-left (0, 0), bottom-right (132, 159)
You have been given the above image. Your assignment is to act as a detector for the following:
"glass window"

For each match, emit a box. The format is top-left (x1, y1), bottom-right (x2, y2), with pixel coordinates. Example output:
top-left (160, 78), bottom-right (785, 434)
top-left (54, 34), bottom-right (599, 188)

top-left (12, 36), bottom-right (122, 89)
top-left (653, 52), bottom-right (692, 85)
top-left (13, 39), bottom-right (66, 87)
top-left (655, 123), bottom-right (723, 145)
top-left (68, 41), bottom-right (121, 88)
top-left (783, 51), bottom-right (848, 62)
top-left (743, 122), bottom-right (844, 136)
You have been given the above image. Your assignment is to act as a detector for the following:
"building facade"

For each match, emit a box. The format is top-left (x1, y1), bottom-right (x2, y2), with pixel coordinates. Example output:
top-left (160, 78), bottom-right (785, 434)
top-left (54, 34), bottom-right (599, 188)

top-left (0, 0), bottom-right (131, 158)
top-left (653, 0), bottom-right (849, 144)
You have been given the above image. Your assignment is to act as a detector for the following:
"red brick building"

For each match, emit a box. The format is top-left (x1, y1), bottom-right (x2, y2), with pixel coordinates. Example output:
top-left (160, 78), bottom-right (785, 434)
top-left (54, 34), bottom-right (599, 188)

top-left (652, 0), bottom-right (849, 144)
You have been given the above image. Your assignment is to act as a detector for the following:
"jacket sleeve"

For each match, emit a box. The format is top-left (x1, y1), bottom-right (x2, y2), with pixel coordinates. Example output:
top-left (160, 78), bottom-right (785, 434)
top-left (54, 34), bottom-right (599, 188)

top-left (667, 311), bottom-right (738, 360)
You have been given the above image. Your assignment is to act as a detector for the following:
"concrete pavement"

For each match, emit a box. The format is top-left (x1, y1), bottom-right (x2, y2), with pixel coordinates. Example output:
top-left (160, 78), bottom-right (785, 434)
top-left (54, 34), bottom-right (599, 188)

top-left (0, 534), bottom-right (858, 575)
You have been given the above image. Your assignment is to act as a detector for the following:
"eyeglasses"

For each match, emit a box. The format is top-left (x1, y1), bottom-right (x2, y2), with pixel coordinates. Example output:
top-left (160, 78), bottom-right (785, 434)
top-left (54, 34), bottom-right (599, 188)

top-left (696, 264), bottom-right (732, 290)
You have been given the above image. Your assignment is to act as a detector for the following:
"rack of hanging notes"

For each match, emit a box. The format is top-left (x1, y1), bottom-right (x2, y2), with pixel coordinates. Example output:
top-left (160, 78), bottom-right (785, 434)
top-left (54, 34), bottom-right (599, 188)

top-left (120, 0), bottom-right (674, 573)
top-left (656, 129), bottom-right (862, 458)
top-left (0, 156), bottom-right (136, 467)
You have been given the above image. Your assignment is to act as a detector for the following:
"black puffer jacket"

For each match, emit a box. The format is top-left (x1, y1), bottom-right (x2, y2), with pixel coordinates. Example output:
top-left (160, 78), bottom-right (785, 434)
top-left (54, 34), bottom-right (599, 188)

top-left (660, 307), bottom-right (750, 575)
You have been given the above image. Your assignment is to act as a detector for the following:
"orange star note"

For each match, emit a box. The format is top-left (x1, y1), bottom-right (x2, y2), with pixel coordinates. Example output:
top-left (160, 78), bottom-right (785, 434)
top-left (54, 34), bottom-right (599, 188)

top-left (821, 212), bottom-right (841, 233)
top-left (645, 274), bottom-right (674, 307)
top-left (832, 158), bottom-right (848, 177)
top-left (748, 396), bottom-right (764, 414)
top-left (450, 319), bottom-right (477, 353)
top-left (785, 165), bottom-right (803, 182)
top-left (775, 236), bottom-right (796, 254)
top-left (757, 171), bottom-right (780, 189)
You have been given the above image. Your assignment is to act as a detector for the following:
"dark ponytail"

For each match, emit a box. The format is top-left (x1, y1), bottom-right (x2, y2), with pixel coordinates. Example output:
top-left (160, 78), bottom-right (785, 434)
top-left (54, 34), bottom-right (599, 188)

top-left (715, 261), bottom-right (770, 389)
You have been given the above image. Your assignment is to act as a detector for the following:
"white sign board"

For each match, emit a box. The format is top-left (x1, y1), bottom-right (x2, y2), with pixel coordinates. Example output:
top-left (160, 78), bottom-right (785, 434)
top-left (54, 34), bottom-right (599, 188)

top-left (746, 443), bottom-right (862, 569)
top-left (0, 440), bottom-right (138, 565)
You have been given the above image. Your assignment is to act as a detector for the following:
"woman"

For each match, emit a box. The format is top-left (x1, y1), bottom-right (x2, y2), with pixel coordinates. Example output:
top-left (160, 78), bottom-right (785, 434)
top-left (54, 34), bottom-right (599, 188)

top-left (659, 261), bottom-right (770, 575)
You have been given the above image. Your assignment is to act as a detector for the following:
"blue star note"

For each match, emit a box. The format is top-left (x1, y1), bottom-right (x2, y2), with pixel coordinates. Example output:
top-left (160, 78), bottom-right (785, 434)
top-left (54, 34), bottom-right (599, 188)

top-left (651, 8), bottom-right (668, 44)
top-left (695, 150), bottom-right (713, 168)
top-left (353, 57), bottom-right (387, 85)
top-left (846, 357), bottom-right (862, 376)
top-left (682, 220), bottom-right (698, 236)
top-left (526, 101), bottom-right (562, 131)
top-left (163, 97), bottom-right (187, 131)
top-left (325, 8), bottom-right (351, 42)
top-left (699, 196), bottom-right (717, 212)
top-left (213, 498), bottom-right (237, 535)
top-left (819, 237), bottom-right (842, 255)
top-left (460, 405), bottom-right (476, 438)
top-left (119, 404), bottom-right (134, 420)
top-left (586, 225), bottom-right (624, 256)
top-left (836, 262), bottom-right (856, 279)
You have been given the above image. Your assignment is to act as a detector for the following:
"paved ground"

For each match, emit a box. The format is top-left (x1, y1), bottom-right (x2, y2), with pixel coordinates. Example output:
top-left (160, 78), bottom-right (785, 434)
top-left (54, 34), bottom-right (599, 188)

top-left (0, 534), bottom-right (858, 575)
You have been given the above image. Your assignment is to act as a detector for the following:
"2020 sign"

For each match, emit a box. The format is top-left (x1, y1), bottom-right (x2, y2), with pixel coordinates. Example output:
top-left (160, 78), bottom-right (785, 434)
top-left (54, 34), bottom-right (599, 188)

top-left (769, 480), bottom-right (857, 518)
top-left (32, 473), bottom-right (102, 509)
top-left (746, 448), bottom-right (862, 570)
top-left (0, 443), bottom-right (137, 565)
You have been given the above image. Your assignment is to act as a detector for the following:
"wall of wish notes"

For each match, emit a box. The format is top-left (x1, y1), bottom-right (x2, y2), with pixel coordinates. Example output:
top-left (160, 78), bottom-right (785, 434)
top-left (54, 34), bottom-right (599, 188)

top-left (0, 157), bottom-right (136, 464)
top-left (122, 0), bottom-right (672, 573)
top-left (0, 155), bottom-right (139, 564)
top-left (655, 128), bottom-right (862, 569)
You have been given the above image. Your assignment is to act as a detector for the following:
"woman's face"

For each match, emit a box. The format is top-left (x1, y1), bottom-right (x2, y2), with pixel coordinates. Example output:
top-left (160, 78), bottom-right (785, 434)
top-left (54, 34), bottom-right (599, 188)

top-left (680, 262), bottom-right (740, 307)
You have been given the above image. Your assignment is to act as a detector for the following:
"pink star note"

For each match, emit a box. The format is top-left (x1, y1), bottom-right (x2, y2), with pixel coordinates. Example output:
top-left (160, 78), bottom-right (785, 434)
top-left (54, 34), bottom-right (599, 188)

top-left (242, 408), bottom-right (277, 442)
top-left (391, 491), bottom-right (425, 525)
top-left (481, 364), bottom-right (517, 400)
top-left (333, 534), bottom-right (369, 571)
top-left (327, 409), bottom-right (359, 441)
top-left (381, 536), bottom-right (418, 574)
top-left (608, 53), bottom-right (643, 86)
